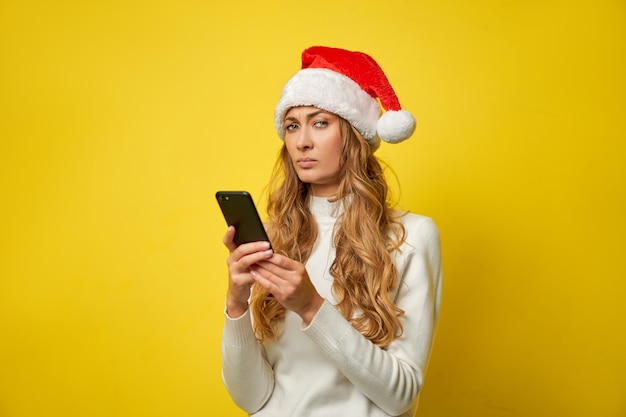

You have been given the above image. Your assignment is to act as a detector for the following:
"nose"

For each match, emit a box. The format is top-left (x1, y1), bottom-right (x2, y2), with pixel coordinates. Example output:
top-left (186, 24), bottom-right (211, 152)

top-left (296, 126), bottom-right (313, 151)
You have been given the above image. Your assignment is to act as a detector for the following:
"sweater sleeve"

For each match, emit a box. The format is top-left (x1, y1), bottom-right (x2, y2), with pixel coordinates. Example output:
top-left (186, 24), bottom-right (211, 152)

top-left (302, 216), bottom-right (442, 416)
top-left (221, 308), bottom-right (275, 413)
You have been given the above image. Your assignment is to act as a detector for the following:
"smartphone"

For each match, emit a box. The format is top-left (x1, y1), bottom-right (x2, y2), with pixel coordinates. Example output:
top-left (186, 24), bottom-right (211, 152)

top-left (215, 191), bottom-right (271, 247)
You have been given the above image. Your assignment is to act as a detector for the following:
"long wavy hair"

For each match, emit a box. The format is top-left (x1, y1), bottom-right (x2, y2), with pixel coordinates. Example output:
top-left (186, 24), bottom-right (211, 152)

top-left (250, 117), bottom-right (406, 348)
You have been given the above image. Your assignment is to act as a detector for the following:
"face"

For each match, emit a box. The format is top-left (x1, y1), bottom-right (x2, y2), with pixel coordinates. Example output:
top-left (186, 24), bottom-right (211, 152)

top-left (283, 106), bottom-right (344, 197)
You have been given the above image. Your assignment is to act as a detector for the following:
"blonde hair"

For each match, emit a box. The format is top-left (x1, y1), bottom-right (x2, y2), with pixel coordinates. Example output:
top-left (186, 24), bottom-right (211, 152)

top-left (250, 118), bottom-right (406, 347)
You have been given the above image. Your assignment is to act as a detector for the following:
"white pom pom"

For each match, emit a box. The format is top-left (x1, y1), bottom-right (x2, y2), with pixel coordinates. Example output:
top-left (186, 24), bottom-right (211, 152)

top-left (376, 110), bottom-right (416, 143)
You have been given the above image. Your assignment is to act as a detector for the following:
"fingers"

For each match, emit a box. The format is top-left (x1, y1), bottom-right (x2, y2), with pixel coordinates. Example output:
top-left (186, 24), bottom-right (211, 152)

top-left (222, 226), bottom-right (237, 252)
top-left (250, 265), bottom-right (295, 305)
top-left (249, 267), bottom-right (279, 293)
top-left (251, 254), bottom-right (306, 291)
top-left (221, 227), bottom-right (277, 318)
top-left (258, 253), bottom-right (306, 279)
top-left (225, 241), bottom-right (273, 306)
top-left (223, 226), bottom-right (272, 259)
top-left (230, 247), bottom-right (272, 271)
top-left (254, 252), bottom-right (299, 273)
top-left (250, 257), bottom-right (322, 322)
top-left (227, 239), bottom-right (272, 273)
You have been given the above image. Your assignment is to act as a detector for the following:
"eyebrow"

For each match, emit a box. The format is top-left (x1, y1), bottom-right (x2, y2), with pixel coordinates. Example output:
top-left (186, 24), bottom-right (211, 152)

top-left (284, 109), bottom-right (329, 123)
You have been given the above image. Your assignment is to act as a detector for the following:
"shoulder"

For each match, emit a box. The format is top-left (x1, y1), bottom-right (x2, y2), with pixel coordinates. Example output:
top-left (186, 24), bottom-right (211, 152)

top-left (390, 211), bottom-right (442, 304)
top-left (396, 211), bottom-right (440, 252)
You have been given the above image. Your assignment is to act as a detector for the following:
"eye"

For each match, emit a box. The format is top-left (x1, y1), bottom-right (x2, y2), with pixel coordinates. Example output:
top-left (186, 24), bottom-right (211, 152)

top-left (313, 120), bottom-right (328, 128)
top-left (285, 123), bottom-right (299, 132)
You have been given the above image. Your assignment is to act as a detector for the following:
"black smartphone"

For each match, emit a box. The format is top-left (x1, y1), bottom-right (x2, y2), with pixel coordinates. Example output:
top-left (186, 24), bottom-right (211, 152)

top-left (215, 191), bottom-right (271, 247)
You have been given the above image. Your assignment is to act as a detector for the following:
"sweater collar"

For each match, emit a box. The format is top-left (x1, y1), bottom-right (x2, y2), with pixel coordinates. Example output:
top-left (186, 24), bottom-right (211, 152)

top-left (309, 195), bottom-right (344, 220)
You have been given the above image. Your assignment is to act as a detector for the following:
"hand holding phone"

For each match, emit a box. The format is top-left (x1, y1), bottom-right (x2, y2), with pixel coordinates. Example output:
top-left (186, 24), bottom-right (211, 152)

top-left (216, 191), bottom-right (271, 247)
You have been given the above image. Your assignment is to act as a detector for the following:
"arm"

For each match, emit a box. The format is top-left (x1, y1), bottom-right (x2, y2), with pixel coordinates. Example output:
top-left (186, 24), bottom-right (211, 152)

top-left (220, 226), bottom-right (277, 412)
top-left (302, 216), bottom-right (442, 415)
top-left (221, 309), bottom-right (274, 413)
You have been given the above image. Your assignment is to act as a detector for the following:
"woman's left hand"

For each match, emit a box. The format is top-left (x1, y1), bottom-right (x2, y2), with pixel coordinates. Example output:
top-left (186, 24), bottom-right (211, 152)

top-left (250, 253), bottom-right (324, 325)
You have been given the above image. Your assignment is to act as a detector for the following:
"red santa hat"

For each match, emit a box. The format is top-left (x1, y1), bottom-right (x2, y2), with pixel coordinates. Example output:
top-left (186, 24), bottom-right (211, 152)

top-left (274, 46), bottom-right (416, 147)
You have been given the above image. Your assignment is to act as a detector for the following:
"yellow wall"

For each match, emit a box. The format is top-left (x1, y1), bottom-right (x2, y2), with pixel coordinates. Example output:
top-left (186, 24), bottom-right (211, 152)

top-left (1, 1), bottom-right (624, 416)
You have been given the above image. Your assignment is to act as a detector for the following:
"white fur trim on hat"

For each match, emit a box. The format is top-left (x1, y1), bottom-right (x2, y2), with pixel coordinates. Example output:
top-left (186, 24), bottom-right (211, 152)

top-left (274, 68), bottom-right (381, 142)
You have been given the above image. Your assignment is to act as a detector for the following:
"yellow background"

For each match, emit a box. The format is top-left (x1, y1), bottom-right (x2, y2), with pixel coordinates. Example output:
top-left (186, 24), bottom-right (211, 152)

top-left (1, 1), bottom-right (625, 416)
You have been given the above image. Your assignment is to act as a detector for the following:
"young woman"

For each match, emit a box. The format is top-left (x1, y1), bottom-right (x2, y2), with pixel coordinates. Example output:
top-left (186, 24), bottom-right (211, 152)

top-left (220, 46), bottom-right (442, 417)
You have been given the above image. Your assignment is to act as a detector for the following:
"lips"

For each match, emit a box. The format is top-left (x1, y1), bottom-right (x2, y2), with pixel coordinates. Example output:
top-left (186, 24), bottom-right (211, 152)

top-left (297, 158), bottom-right (317, 168)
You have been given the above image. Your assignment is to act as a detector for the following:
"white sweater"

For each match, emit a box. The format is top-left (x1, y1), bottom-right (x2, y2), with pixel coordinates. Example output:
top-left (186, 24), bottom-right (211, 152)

top-left (222, 196), bottom-right (442, 417)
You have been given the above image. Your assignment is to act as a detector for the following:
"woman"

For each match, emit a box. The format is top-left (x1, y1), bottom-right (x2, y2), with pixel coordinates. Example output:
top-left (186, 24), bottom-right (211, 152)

top-left (221, 46), bottom-right (442, 417)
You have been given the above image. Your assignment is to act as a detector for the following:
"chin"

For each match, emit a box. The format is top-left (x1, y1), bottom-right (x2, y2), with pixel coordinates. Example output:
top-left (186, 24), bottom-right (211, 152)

top-left (296, 173), bottom-right (317, 184)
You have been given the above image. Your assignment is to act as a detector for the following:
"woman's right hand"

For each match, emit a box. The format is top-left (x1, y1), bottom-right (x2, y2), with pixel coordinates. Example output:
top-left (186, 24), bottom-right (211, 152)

top-left (223, 226), bottom-right (273, 318)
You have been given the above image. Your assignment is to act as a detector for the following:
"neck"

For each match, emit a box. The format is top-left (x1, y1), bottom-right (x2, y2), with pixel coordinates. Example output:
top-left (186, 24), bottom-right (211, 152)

top-left (308, 183), bottom-right (339, 198)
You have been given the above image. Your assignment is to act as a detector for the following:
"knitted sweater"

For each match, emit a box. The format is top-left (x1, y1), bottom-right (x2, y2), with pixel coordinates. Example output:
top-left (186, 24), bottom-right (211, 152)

top-left (221, 196), bottom-right (442, 417)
